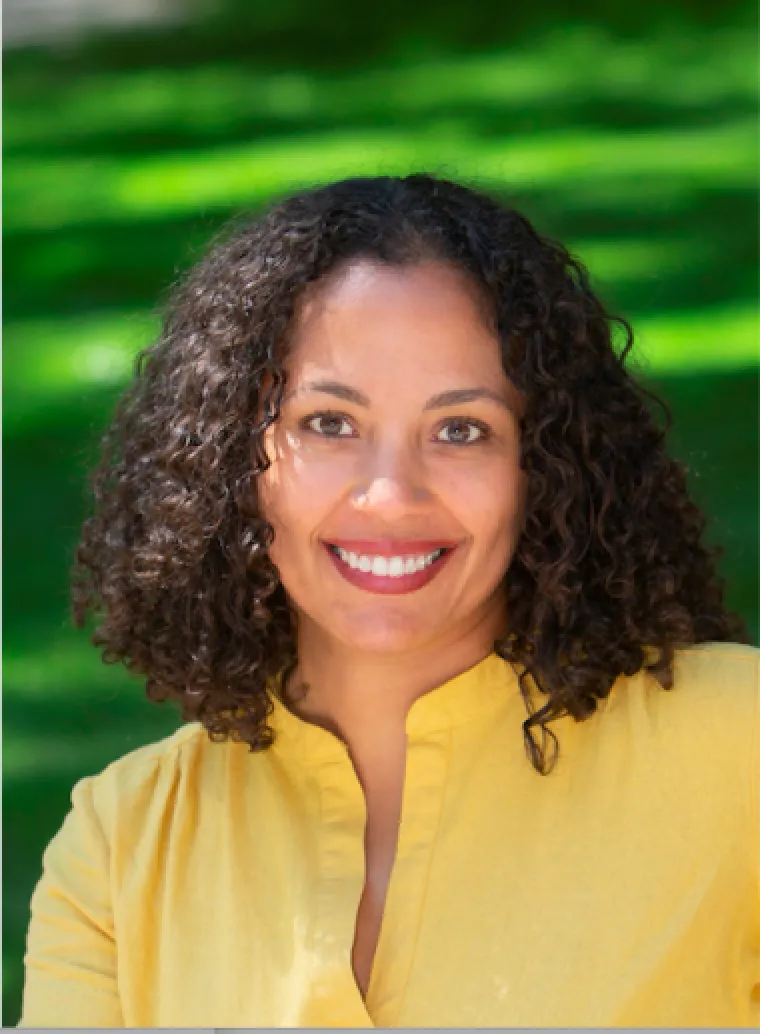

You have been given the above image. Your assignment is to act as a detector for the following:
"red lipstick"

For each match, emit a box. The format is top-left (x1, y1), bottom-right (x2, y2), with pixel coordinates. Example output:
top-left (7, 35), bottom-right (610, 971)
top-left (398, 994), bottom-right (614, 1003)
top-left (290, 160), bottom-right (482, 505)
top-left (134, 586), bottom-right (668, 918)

top-left (321, 540), bottom-right (458, 595)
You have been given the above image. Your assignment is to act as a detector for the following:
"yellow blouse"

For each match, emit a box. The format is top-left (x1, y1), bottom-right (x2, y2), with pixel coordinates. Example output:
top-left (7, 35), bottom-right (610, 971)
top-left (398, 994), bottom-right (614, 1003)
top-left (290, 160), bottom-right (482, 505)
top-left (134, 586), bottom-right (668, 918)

top-left (19, 642), bottom-right (760, 1028)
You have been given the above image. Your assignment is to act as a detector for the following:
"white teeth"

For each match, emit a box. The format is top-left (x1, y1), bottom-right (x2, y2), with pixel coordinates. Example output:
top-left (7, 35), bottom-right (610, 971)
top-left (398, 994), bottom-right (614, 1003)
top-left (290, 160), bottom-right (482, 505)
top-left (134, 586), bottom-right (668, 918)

top-left (332, 546), bottom-right (446, 576)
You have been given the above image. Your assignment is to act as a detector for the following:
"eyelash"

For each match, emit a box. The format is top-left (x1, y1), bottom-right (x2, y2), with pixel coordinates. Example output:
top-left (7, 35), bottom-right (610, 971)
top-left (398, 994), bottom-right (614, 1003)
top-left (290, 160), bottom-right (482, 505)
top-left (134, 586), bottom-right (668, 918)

top-left (299, 411), bottom-right (492, 445)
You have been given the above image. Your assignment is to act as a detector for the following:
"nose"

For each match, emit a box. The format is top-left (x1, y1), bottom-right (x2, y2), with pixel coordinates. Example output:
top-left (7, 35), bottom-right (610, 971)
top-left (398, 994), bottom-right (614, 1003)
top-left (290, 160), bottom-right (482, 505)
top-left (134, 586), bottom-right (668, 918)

top-left (350, 438), bottom-right (432, 514)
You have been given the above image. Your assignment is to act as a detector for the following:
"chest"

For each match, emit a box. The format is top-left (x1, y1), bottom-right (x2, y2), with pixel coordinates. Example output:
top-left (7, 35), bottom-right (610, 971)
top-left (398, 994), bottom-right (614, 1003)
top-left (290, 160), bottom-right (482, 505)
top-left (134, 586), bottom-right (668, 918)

top-left (116, 726), bottom-right (748, 1027)
top-left (349, 745), bottom-right (407, 999)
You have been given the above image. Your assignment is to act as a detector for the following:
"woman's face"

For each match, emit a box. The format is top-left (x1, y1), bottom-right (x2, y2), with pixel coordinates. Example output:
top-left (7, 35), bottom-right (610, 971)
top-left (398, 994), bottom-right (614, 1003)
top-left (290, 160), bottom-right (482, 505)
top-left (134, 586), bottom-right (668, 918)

top-left (258, 259), bottom-right (526, 655)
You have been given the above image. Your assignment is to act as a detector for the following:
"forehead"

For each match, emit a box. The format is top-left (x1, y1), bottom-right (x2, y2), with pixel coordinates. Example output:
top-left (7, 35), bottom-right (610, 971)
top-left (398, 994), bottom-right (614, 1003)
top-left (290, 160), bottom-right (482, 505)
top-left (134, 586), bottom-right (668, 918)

top-left (286, 259), bottom-right (505, 385)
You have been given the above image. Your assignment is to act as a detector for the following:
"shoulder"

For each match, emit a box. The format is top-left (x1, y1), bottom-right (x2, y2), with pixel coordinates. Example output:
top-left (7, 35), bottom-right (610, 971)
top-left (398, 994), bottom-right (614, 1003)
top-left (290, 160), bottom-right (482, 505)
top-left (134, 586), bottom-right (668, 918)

top-left (34, 724), bottom-right (218, 895)
top-left (568, 643), bottom-right (760, 859)
top-left (93, 720), bottom-right (208, 781)
top-left (671, 640), bottom-right (760, 689)
top-left (76, 722), bottom-right (215, 834)
top-left (663, 640), bottom-right (759, 727)
top-left (596, 641), bottom-right (759, 785)
top-left (604, 640), bottom-right (759, 724)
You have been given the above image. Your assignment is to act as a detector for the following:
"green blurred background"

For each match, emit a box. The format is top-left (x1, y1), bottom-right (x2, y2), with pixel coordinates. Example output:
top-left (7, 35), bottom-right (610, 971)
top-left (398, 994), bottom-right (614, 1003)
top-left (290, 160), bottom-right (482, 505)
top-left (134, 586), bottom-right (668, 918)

top-left (3, 0), bottom-right (758, 1023)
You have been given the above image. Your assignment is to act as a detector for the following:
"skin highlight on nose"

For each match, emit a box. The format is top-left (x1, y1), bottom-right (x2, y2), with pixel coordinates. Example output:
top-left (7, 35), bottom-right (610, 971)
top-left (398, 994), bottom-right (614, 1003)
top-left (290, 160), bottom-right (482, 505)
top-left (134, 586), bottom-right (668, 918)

top-left (353, 476), bottom-right (427, 510)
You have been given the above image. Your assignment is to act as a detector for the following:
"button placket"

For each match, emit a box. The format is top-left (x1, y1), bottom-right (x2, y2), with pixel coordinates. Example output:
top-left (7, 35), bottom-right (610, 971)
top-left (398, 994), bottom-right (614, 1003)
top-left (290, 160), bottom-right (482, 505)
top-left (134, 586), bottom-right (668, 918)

top-left (302, 750), bottom-right (375, 1027)
top-left (364, 731), bottom-right (449, 1027)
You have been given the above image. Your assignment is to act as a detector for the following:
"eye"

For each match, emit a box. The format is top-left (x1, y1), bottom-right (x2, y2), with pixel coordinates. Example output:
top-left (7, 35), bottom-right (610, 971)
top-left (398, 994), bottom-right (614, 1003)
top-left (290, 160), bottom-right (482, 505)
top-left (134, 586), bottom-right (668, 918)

top-left (436, 419), bottom-right (489, 445)
top-left (303, 412), bottom-right (355, 437)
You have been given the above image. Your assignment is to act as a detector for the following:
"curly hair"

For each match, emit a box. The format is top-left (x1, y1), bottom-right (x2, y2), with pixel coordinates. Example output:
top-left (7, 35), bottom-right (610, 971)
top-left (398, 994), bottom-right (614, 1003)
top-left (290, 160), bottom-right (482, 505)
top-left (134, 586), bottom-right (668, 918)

top-left (71, 173), bottom-right (748, 775)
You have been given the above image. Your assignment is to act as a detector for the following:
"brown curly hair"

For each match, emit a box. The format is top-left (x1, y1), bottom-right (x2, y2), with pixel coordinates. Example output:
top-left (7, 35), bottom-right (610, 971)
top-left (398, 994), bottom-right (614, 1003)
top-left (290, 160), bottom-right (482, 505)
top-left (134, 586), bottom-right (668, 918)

top-left (71, 173), bottom-right (748, 775)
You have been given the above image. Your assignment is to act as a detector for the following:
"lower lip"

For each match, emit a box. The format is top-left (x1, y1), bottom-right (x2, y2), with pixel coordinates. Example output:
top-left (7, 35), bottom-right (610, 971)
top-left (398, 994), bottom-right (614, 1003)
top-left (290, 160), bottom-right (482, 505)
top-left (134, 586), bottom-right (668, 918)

top-left (323, 544), bottom-right (456, 595)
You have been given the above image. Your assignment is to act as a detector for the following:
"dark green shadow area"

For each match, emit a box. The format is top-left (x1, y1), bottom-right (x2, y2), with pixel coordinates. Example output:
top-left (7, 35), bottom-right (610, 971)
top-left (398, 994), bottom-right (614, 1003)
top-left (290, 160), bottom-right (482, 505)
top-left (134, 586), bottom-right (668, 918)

top-left (4, 0), bottom-right (754, 77)
top-left (3, 0), bottom-right (758, 1025)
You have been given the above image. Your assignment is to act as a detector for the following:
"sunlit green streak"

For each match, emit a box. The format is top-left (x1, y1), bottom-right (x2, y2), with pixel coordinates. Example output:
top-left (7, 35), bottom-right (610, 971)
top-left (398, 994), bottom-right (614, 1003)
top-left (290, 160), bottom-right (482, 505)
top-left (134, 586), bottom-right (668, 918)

top-left (5, 118), bottom-right (756, 233)
top-left (3, 639), bottom-right (139, 699)
top-left (4, 311), bottom-right (153, 392)
top-left (630, 308), bottom-right (759, 374)
top-left (2, 643), bottom-right (171, 781)
top-left (4, 29), bottom-right (755, 150)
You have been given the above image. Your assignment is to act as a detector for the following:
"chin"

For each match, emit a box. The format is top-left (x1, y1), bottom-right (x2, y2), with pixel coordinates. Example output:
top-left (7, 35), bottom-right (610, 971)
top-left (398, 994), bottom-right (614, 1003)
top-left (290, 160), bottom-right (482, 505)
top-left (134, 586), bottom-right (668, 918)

top-left (327, 607), bottom-right (441, 655)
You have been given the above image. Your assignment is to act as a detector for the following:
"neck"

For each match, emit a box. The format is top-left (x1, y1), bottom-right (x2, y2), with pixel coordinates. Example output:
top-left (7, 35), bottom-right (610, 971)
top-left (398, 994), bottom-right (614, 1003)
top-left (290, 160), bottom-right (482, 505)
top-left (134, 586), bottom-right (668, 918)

top-left (282, 608), bottom-right (504, 752)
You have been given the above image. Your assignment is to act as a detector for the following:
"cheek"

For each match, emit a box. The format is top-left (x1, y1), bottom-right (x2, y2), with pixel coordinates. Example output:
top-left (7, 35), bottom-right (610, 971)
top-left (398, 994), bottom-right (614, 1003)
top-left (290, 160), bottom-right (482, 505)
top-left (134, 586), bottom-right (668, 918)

top-left (441, 459), bottom-right (523, 543)
top-left (257, 430), bottom-right (350, 548)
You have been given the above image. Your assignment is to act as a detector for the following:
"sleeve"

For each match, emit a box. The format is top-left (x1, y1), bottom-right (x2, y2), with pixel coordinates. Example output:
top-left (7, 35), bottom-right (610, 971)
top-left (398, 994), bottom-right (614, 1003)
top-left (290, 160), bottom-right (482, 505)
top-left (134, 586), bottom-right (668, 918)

top-left (18, 774), bottom-right (124, 1027)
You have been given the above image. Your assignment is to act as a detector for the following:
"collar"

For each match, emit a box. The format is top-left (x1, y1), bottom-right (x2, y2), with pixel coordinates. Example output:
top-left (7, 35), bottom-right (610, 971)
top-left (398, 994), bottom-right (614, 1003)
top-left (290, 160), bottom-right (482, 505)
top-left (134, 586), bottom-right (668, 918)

top-left (266, 651), bottom-right (521, 764)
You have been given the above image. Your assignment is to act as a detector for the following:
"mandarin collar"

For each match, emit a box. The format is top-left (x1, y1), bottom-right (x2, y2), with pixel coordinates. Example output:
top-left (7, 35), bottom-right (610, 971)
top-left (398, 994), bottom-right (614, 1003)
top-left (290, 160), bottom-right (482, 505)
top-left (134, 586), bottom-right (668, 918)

top-left (266, 652), bottom-right (520, 764)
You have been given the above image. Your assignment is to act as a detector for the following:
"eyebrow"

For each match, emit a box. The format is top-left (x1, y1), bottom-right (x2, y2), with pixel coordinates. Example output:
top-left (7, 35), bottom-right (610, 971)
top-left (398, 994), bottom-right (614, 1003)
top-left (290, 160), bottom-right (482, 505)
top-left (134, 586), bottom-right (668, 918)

top-left (289, 380), bottom-right (513, 412)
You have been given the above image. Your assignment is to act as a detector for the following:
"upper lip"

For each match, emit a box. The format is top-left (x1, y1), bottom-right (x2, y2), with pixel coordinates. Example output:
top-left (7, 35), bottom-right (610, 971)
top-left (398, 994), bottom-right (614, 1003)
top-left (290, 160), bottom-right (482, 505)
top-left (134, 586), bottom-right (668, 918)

top-left (324, 539), bottom-right (458, 556)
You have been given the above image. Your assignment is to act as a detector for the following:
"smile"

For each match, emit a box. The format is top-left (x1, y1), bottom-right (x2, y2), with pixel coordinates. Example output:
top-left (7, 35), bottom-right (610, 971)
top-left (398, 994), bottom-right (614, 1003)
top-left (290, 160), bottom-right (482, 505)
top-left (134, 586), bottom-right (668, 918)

top-left (330, 545), bottom-right (445, 576)
top-left (322, 540), bottom-right (457, 595)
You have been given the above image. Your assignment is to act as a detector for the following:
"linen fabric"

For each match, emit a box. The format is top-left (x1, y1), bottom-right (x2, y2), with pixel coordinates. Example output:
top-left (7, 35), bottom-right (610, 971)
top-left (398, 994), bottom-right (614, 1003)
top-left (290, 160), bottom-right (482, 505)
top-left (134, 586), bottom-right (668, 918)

top-left (19, 642), bottom-right (760, 1027)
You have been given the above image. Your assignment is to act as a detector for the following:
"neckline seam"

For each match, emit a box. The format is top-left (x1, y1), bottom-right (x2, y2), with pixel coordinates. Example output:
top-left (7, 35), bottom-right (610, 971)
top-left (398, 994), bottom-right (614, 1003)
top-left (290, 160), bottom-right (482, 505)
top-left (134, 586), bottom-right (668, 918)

top-left (267, 694), bottom-right (516, 762)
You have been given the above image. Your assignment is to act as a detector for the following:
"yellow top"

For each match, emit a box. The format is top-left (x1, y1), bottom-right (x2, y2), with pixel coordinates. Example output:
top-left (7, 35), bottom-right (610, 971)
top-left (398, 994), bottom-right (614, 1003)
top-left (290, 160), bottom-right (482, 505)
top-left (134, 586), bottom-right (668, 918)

top-left (19, 642), bottom-right (760, 1028)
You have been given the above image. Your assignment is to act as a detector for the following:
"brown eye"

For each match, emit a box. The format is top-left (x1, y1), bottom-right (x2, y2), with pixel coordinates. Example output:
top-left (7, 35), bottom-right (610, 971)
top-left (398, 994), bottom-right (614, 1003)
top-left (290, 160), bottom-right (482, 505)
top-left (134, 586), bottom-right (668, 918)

top-left (304, 413), bottom-right (354, 437)
top-left (437, 420), bottom-right (488, 445)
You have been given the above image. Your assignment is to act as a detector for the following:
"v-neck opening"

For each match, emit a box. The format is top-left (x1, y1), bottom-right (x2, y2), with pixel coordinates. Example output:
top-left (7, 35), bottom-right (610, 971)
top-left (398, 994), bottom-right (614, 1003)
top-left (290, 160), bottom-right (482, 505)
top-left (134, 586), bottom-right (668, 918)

top-left (359, 729), bottom-right (452, 1027)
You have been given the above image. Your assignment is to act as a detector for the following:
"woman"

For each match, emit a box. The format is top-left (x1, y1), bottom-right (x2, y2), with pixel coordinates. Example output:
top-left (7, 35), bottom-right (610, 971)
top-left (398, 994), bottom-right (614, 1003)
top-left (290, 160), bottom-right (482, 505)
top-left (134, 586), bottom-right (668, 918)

top-left (20, 174), bottom-right (758, 1028)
